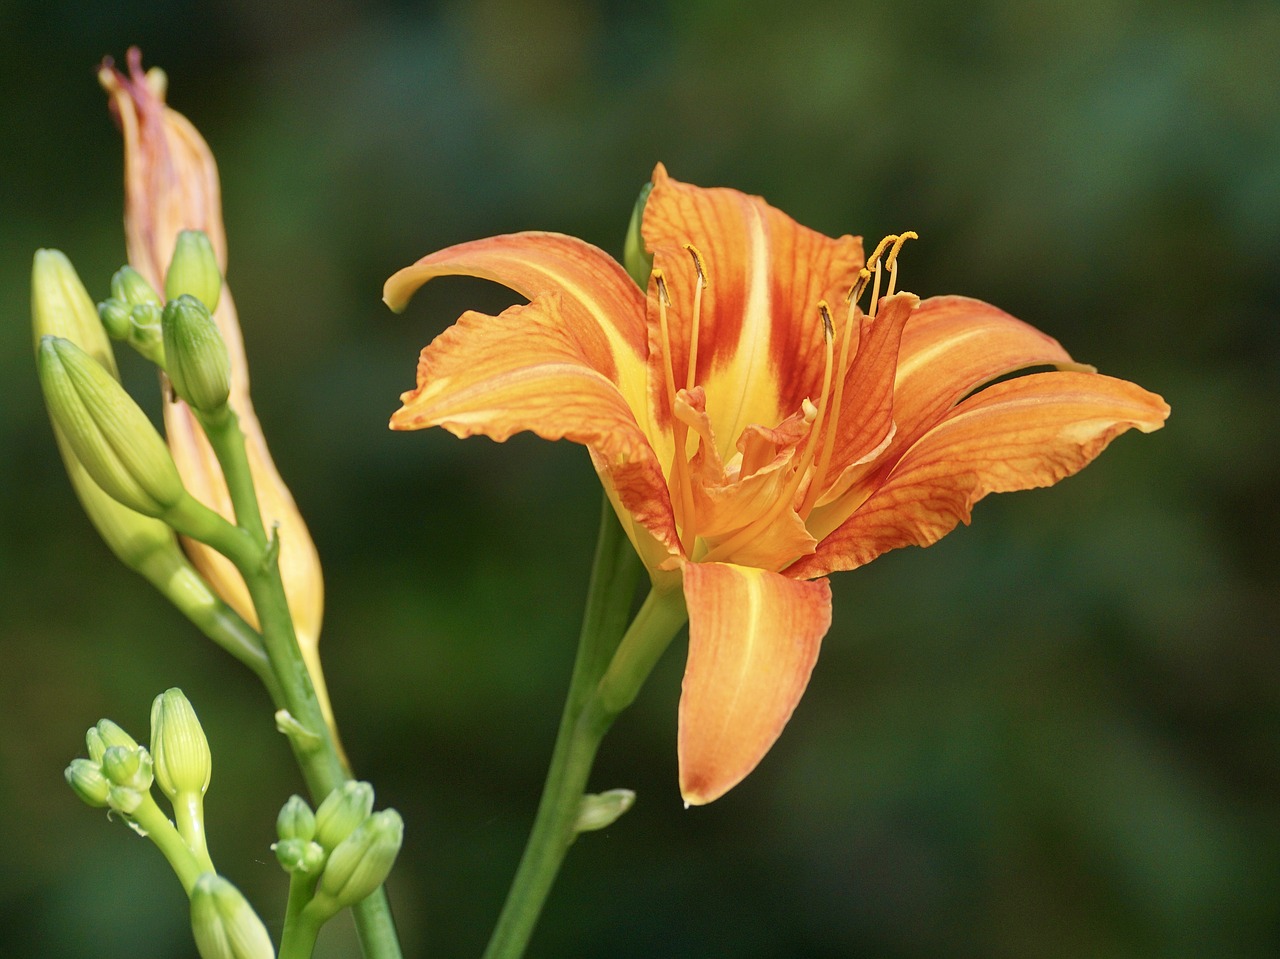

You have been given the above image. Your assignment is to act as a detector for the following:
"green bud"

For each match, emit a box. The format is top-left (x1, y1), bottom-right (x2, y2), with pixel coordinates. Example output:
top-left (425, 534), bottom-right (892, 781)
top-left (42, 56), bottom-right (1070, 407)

top-left (150, 688), bottom-right (212, 799)
top-left (37, 335), bottom-right (186, 516)
top-left (623, 180), bottom-right (654, 288)
top-left (87, 718), bottom-right (139, 761)
top-left (272, 837), bottom-right (326, 875)
top-left (110, 265), bottom-right (162, 309)
top-left (162, 295), bottom-right (231, 412)
top-left (313, 781), bottom-right (374, 851)
top-left (165, 230), bottom-right (222, 311)
top-left (574, 788), bottom-right (636, 833)
top-left (101, 744), bottom-right (153, 792)
top-left (32, 250), bottom-right (118, 374)
top-left (65, 758), bottom-right (111, 808)
top-left (107, 784), bottom-right (146, 817)
top-left (314, 809), bottom-right (403, 911)
top-left (277, 794), bottom-right (316, 843)
top-left (98, 298), bottom-right (133, 340)
top-left (189, 874), bottom-right (275, 959)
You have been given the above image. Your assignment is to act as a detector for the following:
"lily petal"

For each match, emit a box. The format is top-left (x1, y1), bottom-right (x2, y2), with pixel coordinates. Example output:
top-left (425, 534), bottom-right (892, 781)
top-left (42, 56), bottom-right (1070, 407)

top-left (643, 164), bottom-right (864, 461)
top-left (385, 232), bottom-right (651, 427)
top-left (679, 562), bottom-right (831, 805)
top-left (790, 371), bottom-right (1170, 578)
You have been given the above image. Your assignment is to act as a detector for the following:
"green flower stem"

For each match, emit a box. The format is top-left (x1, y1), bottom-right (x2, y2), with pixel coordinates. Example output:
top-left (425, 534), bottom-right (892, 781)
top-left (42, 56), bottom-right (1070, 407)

top-left (278, 871), bottom-right (323, 959)
top-left (171, 790), bottom-right (216, 874)
top-left (130, 792), bottom-right (208, 894)
top-left (481, 500), bottom-right (686, 959)
top-left (184, 406), bottom-right (404, 959)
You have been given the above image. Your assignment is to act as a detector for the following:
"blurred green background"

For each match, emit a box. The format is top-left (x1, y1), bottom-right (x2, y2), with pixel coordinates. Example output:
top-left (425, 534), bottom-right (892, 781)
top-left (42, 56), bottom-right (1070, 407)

top-left (2, 0), bottom-right (1276, 956)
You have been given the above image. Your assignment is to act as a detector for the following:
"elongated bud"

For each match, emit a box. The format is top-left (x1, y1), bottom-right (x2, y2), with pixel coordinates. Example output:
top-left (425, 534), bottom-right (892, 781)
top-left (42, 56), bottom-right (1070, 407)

top-left (189, 874), bottom-right (275, 959)
top-left (313, 810), bottom-right (403, 912)
top-left (111, 265), bottom-right (162, 309)
top-left (623, 180), bottom-right (654, 288)
top-left (150, 688), bottom-right (212, 798)
top-left (574, 788), bottom-right (636, 833)
top-left (65, 758), bottom-right (112, 808)
top-left (163, 295), bottom-right (231, 413)
top-left (313, 781), bottom-right (374, 851)
top-left (166, 230), bottom-right (222, 310)
top-left (32, 250), bottom-right (117, 371)
top-left (276, 794), bottom-right (316, 842)
top-left (37, 335), bottom-right (186, 516)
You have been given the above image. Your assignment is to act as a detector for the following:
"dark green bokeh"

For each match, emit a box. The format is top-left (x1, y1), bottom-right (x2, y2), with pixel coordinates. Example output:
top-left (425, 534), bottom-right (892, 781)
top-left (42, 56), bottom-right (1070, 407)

top-left (2, 1), bottom-right (1276, 956)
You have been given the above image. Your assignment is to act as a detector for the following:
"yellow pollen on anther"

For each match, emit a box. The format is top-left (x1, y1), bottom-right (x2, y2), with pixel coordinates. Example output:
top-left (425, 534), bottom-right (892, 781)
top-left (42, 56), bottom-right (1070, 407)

top-left (884, 231), bottom-right (918, 298)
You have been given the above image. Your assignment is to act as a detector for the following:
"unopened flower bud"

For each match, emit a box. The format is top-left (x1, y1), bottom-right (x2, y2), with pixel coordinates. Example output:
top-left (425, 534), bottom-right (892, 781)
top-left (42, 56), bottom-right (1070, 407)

top-left (98, 298), bottom-right (133, 340)
top-left (65, 758), bottom-right (111, 808)
top-left (150, 688), bottom-right (211, 799)
top-left (272, 837), bottom-right (326, 875)
top-left (87, 718), bottom-right (139, 762)
top-left (37, 335), bottom-right (186, 516)
top-left (623, 180), bottom-right (654, 288)
top-left (313, 781), bottom-right (374, 851)
top-left (276, 794), bottom-right (316, 843)
top-left (165, 230), bottom-right (222, 311)
top-left (101, 744), bottom-right (153, 792)
top-left (189, 873), bottom-right (275, 959)
top-left (163, 295), bottom-right (231, 413)
top-left (111, 265), bottom-right (162, 309)
top-left (314, 809), bottom-right (403, 911)
top-left (574, 788), bottom-right (636, 833)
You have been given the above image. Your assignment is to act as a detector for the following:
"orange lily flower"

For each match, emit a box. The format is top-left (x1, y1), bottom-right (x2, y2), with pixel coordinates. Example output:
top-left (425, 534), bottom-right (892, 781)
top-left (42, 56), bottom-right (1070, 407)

top-left (386, 164), bottom-right (1169, 805)
top-left (100, 50), bottom-right (333, 728)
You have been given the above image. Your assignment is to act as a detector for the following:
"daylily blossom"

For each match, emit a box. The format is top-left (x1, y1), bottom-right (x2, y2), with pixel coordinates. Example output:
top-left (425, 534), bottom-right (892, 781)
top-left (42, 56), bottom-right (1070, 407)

top-left (100, 49), bottom-right (332, 724)
top-left (386, 164), bottom-right (1169, 804)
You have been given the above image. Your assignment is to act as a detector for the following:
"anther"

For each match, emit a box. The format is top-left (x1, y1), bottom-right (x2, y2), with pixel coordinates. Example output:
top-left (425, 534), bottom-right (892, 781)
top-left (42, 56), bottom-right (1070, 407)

top-left (884, 231), bottom-right (918, 298)
top-left (818, 301), bottom-right (834, 341)
top-left (653, 270), bottom-right (671, 307)
top-left (684, 244), bottom-right (706, 286)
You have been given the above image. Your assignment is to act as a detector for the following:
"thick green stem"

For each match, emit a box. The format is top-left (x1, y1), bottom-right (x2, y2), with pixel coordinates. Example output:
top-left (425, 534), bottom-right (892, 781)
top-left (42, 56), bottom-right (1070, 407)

top-left (278, 871), bottom-right (323, 959)
top-left (481, 500), bottom-right (685, 959)
top-left (191, 406), bottom-right (403, 959)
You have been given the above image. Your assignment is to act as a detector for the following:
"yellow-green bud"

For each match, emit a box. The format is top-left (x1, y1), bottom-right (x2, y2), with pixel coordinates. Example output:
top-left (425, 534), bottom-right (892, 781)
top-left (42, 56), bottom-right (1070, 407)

top-left (32, 250), bottom-right (117, 375)
top-left (101, 744), bottom-right (153, 792)
top-left (87, 718), bottom-right (139, 762)
top-left (314, 781), bottom-right (374, 851)
top-left (165, 230), bottom-right (222, 311)
top-left (110, 265), bottom-right (162, 309)
top-left (272, 837), bottom-right (326, 875)
top-left (97, 298), bottom-right (133, 340)
top-left (162, 295), bottom-right (231, 412)
top-left (150, 688), bottom-right (212, 799)
top-left (574, 788), bottom-right (636, 833)
top-left (65, 758), bottom-right (112, 808)
top-left (190, 874), bottom-right (275, 959)
top-left (37, 335), bottom-right (186, 516)
top-left (623, 180), bottom-right (654, 289)
top-left (314, 809), bottom-right (403, 911)
top-left (276, 794), bottom-right (316, 843)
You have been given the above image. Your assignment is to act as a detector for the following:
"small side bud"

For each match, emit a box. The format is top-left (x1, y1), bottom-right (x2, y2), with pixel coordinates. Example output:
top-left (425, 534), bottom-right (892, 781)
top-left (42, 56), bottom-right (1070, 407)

top-left (165, 230), bottom-right (222, 311)
top-left (98, 298), bottom-right (133, 340)
top-left (276, 795), bottom-right (316, 843)
top-left (162, 295), bottom-right (231, 412)
top-left (111, 265), bottom-right (162, 309)
top-left (37, 335), bottom-right (186, 516)
top-left (574, 788), bottom-right (636, 833)
top-left (314, 809), bottom-right (404, 912)
top-left (272, 837), bottom-right (326, 875)
top-left (101, 744), bottom-right (154, 792)
top-left (623, 180), bottom-right (655, 289)
top-left (189, 874), bottom-right (275, 959)
top-left (87, 718), bottom-right (139, 761)
top-left (313, 781), bottom-right (374, 851)
top-left (65, 758), bottom-right (111, 808)
top-left (150, 688), bottom-right (212, 799)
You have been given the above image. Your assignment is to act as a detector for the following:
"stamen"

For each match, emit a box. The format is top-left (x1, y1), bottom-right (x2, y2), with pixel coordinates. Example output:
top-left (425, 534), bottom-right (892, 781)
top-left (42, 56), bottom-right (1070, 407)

top-left (844, 267), bottom-right (872, 307)
top-left (684, 244), bottom-right (705, 392)
top-left (654, 268), bottom-right (697, 554)
top-left (884, 231), bottom-right (918, 298)
top-left (800, 290), bottom-right (859, 516)
top-left (864, 234), bottom-right (897, 319)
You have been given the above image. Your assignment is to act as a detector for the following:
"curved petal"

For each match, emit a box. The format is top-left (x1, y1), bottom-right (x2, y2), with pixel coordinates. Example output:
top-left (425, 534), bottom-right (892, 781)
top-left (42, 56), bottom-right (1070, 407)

top-left (890, 295), bottom-right (1092, 455)
top-left (679, 562), bottom-right (832, 805)
top-left (789, 371), bottom-right (1170, 578)
top-left (643, 164), bottom-right (864, 461)
top-left (385, 232), bottom-right (651, 427)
